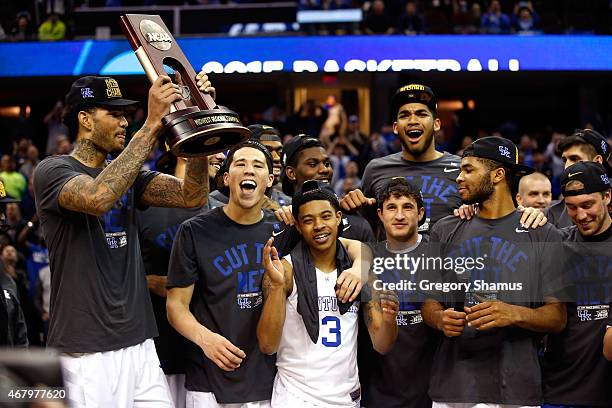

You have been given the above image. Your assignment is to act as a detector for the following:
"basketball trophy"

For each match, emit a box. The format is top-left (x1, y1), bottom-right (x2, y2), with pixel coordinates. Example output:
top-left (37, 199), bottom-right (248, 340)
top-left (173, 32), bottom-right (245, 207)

top-left (120, 14), bottom-right (250, 156)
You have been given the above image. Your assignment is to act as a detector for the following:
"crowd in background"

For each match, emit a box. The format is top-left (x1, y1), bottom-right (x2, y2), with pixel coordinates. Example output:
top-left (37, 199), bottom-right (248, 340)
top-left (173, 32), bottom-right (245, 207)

top-left (2, 89), bottom-right (611, 348)
top-left (1, 0), bottom-right (610, 41)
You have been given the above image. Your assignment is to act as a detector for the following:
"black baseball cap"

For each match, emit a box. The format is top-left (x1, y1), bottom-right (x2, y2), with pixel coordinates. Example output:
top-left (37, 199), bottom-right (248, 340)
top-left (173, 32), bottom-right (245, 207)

top-left (248, 124), bottom-right (281, 143)
top-left (65, 76), bottom-right (139, 108)
top-left (558, 129), bottom-right (612, 173)
top-left (292, 180), bottom-right (340, 217)
top-left (561, 161), bottom-right (611, 197)
top-left (280, 134), bottom-right (324, 196)
top-left (462, 136), bottom-right (534, 176)
top-left (391, 84), bottom-right (437, 116)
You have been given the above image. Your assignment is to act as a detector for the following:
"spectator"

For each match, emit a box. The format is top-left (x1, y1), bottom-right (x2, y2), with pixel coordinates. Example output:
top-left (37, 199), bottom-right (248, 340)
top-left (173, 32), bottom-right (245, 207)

top-left (346, 115), bottom-right (366, 154)
top-left (9, 11), bottom-right (36, 41)
top-left (54, 135), bottom-right (73, 155)
top-left (334, 160), bottom-right (361, 196)
top-left (320, 95), bottom-right (348, 144)
top-left (452, 0), bottom-right (482, 34)
top-left (519, 134), bottom-right (537, 168)
top-left (397, 1), bottom-right (424, 35)
top-left (38, 12), bottom-right (66, 41)
top-left (18, 178), bottom-right (36, 222)
top-left (291, 99), bottom-right (328, 138)
top-left (0, 155), bottom-right (26, 200)
top-left (480, 0), bottom-right (511, 33)
top-left (18, 145), bottom-right (39, 181)
top-left (456, 135), bottom-right (474, 156)
top-left (364, 0), bottom-right (394, 34)
top-left (43, 101), bottom-right (69, 156)
top-left (13, 137), bottom-right (31, 170)
top-left (5, 203), bottom-right (26, 246)
top-left (512, 3), bottom-right (539, 34)
top-left (36, 264), bottom-right (51, 341)
top-left (359, 131), bottom-right (390, 163)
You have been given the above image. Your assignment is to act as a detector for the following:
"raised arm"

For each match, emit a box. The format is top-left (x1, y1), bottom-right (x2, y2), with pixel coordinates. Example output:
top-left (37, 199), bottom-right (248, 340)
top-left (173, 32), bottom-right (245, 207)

top-left (59, 76), bottom-right (182, 216)
top-left (363, 289), bottom-right (399, 354)
top-left (257, 238), bottom-right (293, 355)
top-left (167, 284), bottom-right (246, 372)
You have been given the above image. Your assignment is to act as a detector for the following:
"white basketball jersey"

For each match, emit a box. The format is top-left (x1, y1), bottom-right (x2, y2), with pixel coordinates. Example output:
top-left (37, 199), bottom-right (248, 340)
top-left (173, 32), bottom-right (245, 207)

top-left (275, 255), bottom-right (360, 407)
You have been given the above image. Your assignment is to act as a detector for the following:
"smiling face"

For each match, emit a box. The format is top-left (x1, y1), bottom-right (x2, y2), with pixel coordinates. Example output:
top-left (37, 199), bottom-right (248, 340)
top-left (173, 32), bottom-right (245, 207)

top-left (261, 139), bottom-right (283, 184)
top-left (224, 147), bottom-right (274, 210)
top-left (456, 156), bottom-right (496, 204)
top-left (85, 107), bottom-right (128, 154)
top-left (286, 146), bottom-right (333, 192)
top-left (208, 151), bottom-right (226, 178)
top-left (378, 194), bottom-right (423, 244)
top-left (565, 189), bottom-right (611, 236)
top-left (393, 102), bottom-right (440, 159)
top-left (296, 199), bottom-right (341, 253)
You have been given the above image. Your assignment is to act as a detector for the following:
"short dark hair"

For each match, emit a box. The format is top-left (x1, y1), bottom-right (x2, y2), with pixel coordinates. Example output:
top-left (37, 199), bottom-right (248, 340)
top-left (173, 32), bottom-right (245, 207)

top-left (476, 157), bottom-right (513, 189)
top-left (225, 139), bottom-right (274, 175)
top-left (62, 104), bottom-right (95, 140)
top-left (294, 190), bottom-right (341, 215)
top-left (286, 139), bottom-right (324, 168)
top-left (557, 135), bottom-right (598, 159)
top-left (377, 178), bottom-right (424, 210)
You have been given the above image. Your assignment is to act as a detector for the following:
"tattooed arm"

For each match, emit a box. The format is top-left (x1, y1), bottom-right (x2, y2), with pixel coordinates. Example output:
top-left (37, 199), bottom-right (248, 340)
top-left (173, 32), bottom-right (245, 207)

top-left (59, 76), bottom-right (182, 216)
top-left (363, 289), bottom-right (399, 354)
top-left (257, 238), bottom-right (293, 355)
top-left (140, 157), bottom-right (209, 208)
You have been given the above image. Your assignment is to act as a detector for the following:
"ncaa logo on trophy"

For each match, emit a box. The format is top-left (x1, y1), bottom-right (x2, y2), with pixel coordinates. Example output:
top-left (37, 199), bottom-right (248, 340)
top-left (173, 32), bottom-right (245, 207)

top-left (120, 14), bottom-right (250, 156)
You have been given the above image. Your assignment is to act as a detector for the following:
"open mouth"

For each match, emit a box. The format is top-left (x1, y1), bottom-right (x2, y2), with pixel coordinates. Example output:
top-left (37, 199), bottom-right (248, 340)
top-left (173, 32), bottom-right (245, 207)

top-left (239, 179), bottom-right (257, 192)
top-left (313, 232), bottom-right (331, 244)
top-left (406, 129), bottom-right (424, 142)
top-left (210, 161), bottom-right (223, 172)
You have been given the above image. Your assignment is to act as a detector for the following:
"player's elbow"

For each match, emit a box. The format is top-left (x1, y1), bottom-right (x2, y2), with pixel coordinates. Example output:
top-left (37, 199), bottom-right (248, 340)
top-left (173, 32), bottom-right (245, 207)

top-left (256, 326), bottom-right (279, 355)
top-left (166, 296), bottom-right (185, 329)
top-left (185, 194), bottom-right (208, 208)
top-left (548, 303), bottom-right (567, 334)
top-left (258, 341), bottom-right (278, 355)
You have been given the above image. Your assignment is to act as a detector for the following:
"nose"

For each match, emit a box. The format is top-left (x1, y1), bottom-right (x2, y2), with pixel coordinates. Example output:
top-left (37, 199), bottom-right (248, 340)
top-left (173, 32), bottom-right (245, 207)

top-left (318, 162), bottom-right (330, 175)
top-left (271, 151), bottom-right (280, 162)
top-left (394, 209), bottom-right (406, 221)
top-left (120, 116), bottom-right (128, 128)
top-left (575, 208), bottom-right (588, 221)
top-left (456, 171), bottom-right (464, 184)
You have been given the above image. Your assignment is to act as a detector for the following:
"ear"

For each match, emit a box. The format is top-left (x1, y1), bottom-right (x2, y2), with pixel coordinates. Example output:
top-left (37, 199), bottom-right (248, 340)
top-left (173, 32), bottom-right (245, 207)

top-left (392, 121), bottom-right (399, 135)
top-left (78, 110), bottom-right (93, 132)
top-left (335, 210), bottom-right (342, 226)
top-left (285, 166), bottom-right (297, 182)
top-left (594, 154), bottom-right (604, 165)
top-left (223, 171), bottom-right (229, 187)
top-left (377, 207), bottom-right (384, 222)
top-left (492, 167), bottom-right (506, 185)
top-left (516, 193), bottom-right (523, 206)
top-left (433, 117), bottom-right (441, 132)
top-left (418, 206), bottom-right (425, 222)
top-left (603, 190), bottom-right (611, 206)
top-left (295, 221), bottom-right (302, 235)
top-left (267, 174), bottom-right (274, 188)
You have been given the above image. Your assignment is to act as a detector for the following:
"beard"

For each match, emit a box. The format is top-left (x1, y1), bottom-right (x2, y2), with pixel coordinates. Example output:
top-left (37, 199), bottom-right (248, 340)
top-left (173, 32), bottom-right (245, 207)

top-left (399, 130), bottom-right (435, 158)
top-left (462, 175), bottom-right (494, 205)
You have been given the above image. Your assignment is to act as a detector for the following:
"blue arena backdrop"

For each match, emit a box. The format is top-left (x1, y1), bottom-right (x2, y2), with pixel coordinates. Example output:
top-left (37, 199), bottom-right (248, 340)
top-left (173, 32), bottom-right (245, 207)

top-left (1, 35), bottom-right (611, 77)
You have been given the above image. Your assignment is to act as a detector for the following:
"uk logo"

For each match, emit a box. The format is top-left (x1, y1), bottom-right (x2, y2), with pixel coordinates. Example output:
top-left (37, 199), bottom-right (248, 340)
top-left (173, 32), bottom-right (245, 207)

top-left (602, 174), bottom-right (610, 185)
top-left (577, 308), bottom-right (592, 321)
top-left (499, 146), bottom-right (511, 158)
top-left (81, 88), bottom-right (94, 98)
top-left (602, 140), bottom-right (607, 154)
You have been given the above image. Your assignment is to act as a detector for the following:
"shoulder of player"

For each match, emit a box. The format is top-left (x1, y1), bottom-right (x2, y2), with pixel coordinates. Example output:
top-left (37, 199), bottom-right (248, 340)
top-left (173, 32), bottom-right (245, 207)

top-left (431, 214), bottom-right (464, 232)
top-left (558, 225), bottom-right (576, 240)
top-left (364, 152), bottom-right (403, 172)
top-left (34, 154), bottom-right (75, 175)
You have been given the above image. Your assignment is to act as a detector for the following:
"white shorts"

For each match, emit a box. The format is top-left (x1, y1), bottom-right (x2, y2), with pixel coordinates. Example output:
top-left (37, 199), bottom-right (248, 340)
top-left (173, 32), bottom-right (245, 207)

top-left (432, 402), bottom-right (539, 408)
top-left (186, 390), bottom-right (270, 408)
top-left (271, 375), bottom-right (360, 408)
top-left (166, 374), bottom-right (186, 408)
top-left (60, 338), bottom-right (173, 408)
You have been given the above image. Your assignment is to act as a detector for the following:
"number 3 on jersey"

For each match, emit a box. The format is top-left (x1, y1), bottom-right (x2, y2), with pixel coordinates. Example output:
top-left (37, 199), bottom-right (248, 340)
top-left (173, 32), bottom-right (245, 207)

top-left (321, 316), bottom-right (341, 347)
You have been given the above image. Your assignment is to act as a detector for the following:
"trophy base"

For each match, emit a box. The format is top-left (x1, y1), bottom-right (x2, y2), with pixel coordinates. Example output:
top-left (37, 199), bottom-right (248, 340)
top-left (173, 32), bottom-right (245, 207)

top-left (162, 106), bottom-right (251, 157)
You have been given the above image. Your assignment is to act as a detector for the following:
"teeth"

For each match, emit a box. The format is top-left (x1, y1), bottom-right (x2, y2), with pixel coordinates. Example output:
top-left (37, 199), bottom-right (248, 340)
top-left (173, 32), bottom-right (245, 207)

top-left (408, 130), bottom-right (423, 137)
top-left (314, 234), bottom-right (329, 240)
top-left (240, 180), bottom-right (256, 188)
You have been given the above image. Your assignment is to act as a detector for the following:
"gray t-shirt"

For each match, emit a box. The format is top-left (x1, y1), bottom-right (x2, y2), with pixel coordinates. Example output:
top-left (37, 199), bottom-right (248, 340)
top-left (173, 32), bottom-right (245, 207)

top-left (361, 152), bottom-right (462, 234)
top-left (33, 155), bottom-right (158, 353)
top-left (427, 211), bottom-right (564, 405)
top-left (545, 199), bottom-right (572, 228)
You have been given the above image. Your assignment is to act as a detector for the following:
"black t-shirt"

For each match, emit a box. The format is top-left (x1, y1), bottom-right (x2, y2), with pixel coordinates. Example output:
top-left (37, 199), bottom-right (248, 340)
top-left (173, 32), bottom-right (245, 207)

top-left (427, 211), bottom-right (564, 405)
top-left (137, 205), bottom-right (205, 375)
top-left (361, 152), bottom-right (462, 235)
top-left (33, 155), bottom-right (158, 353)
top-left (361, 236), bottom-right (438, 408)
top-left (542, 224), bottom-right (612, 406)
top-left (342, 214), bottom-right (375, 242)
top-left (545, 199), bottom-right (572, 228)
top-left (167, 207), bottom-right (295, 404)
